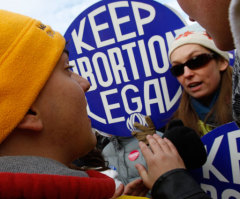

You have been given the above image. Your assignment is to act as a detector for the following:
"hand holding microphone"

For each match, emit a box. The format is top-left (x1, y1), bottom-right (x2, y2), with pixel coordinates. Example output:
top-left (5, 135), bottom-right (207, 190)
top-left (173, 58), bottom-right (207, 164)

top-left (132, 117), bottom-right (207, 170)
top-left (163, 119), bottom-right (207, 170)
top-left (133, 116), bottom-right (207, 189)
top-left (135, 134), bottom-right (186, 189)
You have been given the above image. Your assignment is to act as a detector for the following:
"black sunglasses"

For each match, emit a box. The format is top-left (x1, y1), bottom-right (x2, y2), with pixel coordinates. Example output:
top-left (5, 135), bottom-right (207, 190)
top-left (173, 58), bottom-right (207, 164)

top-left (170, 53), bottom-right (217, 77)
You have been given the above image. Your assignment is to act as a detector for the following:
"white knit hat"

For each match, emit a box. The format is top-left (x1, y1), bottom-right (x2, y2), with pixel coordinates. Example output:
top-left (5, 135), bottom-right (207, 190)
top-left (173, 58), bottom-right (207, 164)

top-left (169, 25), bottom-right (229, 61)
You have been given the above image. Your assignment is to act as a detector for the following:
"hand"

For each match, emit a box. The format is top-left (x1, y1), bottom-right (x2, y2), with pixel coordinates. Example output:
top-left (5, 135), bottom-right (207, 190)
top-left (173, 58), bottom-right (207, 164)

top-left (110, 179), bottom-right (149, 198)
top-left (123, 178), bottom-right (149, 196)
top-left (110, 184), bottom-right (124, 199)
top-left (135, 134), bottom-right (185, 189)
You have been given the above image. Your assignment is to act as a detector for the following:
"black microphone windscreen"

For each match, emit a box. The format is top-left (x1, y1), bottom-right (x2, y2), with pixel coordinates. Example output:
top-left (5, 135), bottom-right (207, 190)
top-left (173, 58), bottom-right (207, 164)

top-left (163, 120), bottom-right (207, 170)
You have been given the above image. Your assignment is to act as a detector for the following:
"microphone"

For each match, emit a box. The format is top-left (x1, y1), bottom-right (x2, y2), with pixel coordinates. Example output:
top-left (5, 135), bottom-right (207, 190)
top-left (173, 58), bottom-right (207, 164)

top-left (162, 119), bottom-right (207, 170)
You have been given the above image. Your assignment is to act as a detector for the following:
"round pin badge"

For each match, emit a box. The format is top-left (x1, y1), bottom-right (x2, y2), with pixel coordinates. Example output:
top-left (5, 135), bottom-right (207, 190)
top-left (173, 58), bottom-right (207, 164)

top-left (128, 150), bottom-right (140, 161)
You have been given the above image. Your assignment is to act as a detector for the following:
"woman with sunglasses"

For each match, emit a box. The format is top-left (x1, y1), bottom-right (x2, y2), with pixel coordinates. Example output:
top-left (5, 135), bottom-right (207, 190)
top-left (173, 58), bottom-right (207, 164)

top-left (132, 28), bottom-right (233, 199)
top-left (168, 29), bottom-right (233, 136)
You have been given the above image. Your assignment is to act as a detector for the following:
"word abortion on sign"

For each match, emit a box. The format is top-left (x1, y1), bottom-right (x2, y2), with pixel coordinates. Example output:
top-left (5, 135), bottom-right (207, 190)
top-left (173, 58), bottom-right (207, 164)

top-left (190, 122), bottom-right (240, 199)
top-left (64, 0), bottom-right (186, 136)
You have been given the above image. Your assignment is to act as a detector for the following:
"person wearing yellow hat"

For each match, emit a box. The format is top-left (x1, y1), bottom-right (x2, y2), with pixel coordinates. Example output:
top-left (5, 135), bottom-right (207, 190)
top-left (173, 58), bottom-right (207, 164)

top-left (0, 9), bottom-right (150, 199)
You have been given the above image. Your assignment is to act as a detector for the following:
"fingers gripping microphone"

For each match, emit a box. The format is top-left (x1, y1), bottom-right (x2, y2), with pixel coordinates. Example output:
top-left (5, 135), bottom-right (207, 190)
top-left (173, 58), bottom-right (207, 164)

top-left (162, 120), bottom-right (207, 170)
top-left (132, 117), bottom-right (207, 170)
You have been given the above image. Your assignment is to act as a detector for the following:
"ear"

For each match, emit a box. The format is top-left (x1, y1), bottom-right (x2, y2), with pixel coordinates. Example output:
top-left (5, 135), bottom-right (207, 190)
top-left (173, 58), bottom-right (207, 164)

top-left (17, 109), bottom-right (43, 131)
top-left (218, 59), bottom-right (229, 72)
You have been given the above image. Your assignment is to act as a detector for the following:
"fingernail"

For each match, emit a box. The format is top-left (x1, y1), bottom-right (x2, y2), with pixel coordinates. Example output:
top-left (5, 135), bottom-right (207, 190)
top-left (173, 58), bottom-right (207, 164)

top-left (146, 135), bottom-right (151, 138)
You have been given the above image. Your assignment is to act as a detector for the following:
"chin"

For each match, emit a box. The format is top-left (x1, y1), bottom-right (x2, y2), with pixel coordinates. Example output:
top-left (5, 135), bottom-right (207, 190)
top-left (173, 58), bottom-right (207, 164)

top-left (213, 36), bottom-right (234, 51)
top-left (191, 94), bottom-right (205, 101)
top-left (89, 134), bottom-right (97, 150)
top-left (194, 95), bottom-right (204, 100)
top-left (92, 136), bottom-right (97, 147)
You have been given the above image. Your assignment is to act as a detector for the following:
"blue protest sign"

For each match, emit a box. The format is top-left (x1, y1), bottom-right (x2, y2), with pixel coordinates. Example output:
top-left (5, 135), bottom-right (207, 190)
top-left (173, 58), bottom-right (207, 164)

top-left (190, 122), bottom-right (240, 199)
top-left (64, 0), bottom-right (186, 136)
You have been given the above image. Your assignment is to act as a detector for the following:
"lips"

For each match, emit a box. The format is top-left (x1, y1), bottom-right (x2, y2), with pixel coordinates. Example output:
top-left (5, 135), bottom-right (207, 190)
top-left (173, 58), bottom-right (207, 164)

top-left (188, 82), bottom-right (202, 88)
top-left (187, 82), bottom-right (203, 92)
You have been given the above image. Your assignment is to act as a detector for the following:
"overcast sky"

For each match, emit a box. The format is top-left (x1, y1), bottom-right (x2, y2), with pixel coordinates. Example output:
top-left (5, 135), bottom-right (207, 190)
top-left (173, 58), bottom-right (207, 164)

top-left (0, 0), bottom-right (192, 35)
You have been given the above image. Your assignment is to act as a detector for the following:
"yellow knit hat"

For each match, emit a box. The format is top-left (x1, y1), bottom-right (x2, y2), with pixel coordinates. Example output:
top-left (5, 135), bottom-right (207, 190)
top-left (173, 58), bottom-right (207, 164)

top-left (0, 10), bottom-right (65, 143)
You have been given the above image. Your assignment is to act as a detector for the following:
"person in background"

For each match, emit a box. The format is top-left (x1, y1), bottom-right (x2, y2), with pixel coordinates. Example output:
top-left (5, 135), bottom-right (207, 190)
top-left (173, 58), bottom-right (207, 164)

top-left (132, 26), bottom-right (232, 198)
top-left (176, 0), bottom-right (240, 123)
top-left (133, 25), bottom-right (232, 138)
top-left (0, 9), bottom-right (149, 199)
top-left (134, 0), bottom-right (240, 197)
top-left (168, 28), bottom-right (232, 136)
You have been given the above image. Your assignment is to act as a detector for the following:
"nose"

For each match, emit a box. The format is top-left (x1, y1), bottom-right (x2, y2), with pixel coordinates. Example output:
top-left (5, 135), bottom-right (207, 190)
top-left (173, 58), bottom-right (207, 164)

top-left (183, 66), bottom-right (194, 78)
top-left (80, 77), bottom-right (91, 92)
top-left (189, 17), bottom-right (195, 22)
top-left (72, 73), bottom-right (91, 92)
